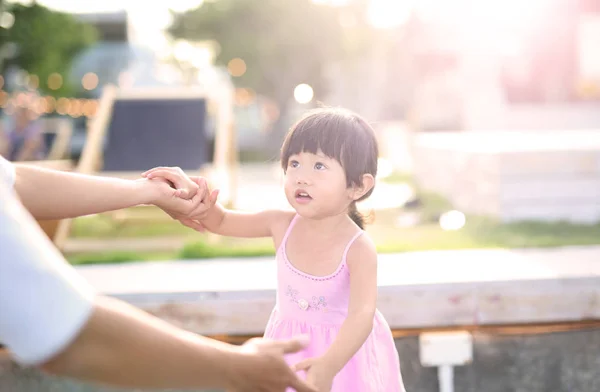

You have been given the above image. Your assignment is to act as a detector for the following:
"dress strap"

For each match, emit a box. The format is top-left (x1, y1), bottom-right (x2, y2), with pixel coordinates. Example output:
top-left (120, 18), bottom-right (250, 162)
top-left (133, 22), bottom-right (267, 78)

top-left (342, 230), bottom-right (364, 262)
top-left (281, 213), bottom-right (300, 247)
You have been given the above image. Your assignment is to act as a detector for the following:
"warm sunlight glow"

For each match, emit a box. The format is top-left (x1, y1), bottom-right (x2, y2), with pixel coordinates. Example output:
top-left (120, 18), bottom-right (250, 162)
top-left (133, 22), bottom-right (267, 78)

top-left (190, 47), bottom-right (213, 68)
top-left (173, 40), bottom-right (195, 63)
top-left (311, 0), bottom-right (351, 6)
top-left (413, 0), bottom-right (549, 54)
top-left (169, 0), bottom-right (204, 13)
top-left (367, 0), bottom-right (413, 29)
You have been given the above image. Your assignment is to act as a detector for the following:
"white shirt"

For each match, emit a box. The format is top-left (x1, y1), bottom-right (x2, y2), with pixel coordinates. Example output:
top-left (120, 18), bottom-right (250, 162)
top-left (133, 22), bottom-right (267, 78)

top-left (0, 156), bottom-right (95, 365)
top-left (0, 154), bottom-right (15, 186)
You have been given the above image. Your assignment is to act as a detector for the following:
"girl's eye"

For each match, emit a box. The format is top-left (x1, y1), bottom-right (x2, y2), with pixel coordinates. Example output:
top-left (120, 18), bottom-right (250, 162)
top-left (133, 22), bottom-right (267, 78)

top-left (289, 160), bottom-right (299, 168)
top-left (314, 162), bottom-right (326, 170)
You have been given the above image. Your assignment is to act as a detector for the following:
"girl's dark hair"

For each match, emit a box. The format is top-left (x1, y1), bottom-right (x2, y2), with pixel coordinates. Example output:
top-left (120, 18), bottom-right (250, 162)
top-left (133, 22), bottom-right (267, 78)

top-left (280, 107), bottom-right (378, 229)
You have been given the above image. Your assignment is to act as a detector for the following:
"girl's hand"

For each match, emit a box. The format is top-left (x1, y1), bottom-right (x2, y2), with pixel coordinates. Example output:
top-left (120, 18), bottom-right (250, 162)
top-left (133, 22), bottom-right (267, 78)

top-left (177, 176), bottom-right (220, 231)
top-left (293, 357), bottom-right (335, 392)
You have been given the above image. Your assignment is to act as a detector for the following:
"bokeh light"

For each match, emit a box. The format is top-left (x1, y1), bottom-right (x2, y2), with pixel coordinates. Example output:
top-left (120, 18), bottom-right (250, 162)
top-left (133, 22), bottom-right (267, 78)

top-left (28, 75), bottom-right (39, 90)
top-left (48, 73), bottom-right (63, 90)
top-left (227, 58), bottom-right (247, 77)
top-left (82, 72), bottom-right (99, 90)
top-left (294, 84), bottom-right (314, 104)
top-left (439, 210), bottom-right (466, 231)
top-left (0, 12), bottom-right (15, 29)
top-left (56, 97), bottom-right (70, 115)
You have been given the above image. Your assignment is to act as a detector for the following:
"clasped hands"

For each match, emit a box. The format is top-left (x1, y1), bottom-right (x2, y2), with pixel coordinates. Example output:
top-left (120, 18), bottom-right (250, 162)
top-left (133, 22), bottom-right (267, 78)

top-left (140, 166), bottom-right (218, 231)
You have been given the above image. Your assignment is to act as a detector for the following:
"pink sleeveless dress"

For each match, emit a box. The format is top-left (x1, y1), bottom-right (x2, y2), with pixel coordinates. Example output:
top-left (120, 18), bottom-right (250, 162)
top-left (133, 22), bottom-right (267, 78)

top-left (264, 215), bottom-right (405, 391)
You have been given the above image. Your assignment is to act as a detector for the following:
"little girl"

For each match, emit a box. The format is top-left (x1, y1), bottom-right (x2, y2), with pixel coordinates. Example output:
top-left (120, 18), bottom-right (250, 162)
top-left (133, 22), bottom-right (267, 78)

top-left (144, 108), bottom-right (406, 392)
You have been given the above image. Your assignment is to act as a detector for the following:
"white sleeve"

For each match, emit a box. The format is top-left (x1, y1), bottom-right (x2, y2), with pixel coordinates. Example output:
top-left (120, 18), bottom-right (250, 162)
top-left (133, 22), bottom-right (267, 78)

top-left (0, 155), bottom-right (15, 187)
top-left (0, 184), bottom-right (96, 366)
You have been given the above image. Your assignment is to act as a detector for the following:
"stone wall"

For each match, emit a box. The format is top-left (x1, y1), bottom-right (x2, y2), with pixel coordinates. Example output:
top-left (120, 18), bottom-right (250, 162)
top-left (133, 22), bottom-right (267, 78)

top-left (3, 328), bottom-right (600, 392)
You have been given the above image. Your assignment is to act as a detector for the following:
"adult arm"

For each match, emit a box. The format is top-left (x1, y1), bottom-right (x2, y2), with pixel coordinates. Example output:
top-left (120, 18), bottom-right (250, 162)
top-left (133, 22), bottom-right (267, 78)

top-left (42, 296), bottom-right (315, 391)
top-left (13, 163), bottom-right (199, 220)
top-left (0, 182), bottom-right (315, 392)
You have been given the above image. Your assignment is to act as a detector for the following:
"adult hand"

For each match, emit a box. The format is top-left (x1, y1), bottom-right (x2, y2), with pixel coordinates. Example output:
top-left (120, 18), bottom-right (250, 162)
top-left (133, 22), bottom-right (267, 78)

top-left (225, 336), bottom-right (318, 392)
top-left (141, 175), bottom-right (204, 218)
top-left (175, 176), bottom-right (219, 231)
top-left (142, 168), bottom-right (218, 231)
top-left (142, 166), bottom-right (200, 199)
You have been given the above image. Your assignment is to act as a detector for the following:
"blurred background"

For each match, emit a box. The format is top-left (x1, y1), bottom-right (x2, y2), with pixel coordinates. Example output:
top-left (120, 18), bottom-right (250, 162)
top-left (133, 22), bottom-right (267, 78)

top-left (1, 0), bottom-right (599, 260)
top-left (2, 0), bottom-right (600, 391)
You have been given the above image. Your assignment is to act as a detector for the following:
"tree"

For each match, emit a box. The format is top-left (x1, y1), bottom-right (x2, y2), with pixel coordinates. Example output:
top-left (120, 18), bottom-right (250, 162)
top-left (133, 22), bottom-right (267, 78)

top-left (0, 3), bottom-right (97, 97)
top-left (168, 0), bottom-right (359, 129)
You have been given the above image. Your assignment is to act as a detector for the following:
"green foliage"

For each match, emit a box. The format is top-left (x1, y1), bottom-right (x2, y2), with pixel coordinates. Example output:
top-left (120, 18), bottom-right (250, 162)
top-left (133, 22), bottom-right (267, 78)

top-left (68, 251), bottom-right (174, 265)
top-left (178, 239), bottom-right (276, 259)
top-left (0, 3), bottom-right (97, 97)
top-left (67, 216), bottom-right (600, 265)
top-left (71, 213), bottom-right (194, 238)
top-left (168, 0), bottom-right (361, 104)
top-left (67, 187), bottom-right (600, 265)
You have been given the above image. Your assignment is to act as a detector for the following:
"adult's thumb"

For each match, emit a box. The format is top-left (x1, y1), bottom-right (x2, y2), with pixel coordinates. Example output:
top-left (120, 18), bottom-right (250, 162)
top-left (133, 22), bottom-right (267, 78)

top-left (292, 358), bottom-right (312, 372)
top-left (280, 335), bottom-right (310, 354)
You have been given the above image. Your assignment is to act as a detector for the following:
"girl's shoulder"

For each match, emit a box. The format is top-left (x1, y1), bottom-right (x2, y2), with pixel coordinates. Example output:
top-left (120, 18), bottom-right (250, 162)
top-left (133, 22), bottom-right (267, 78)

top-left (269, 209), bottom-right (297, 246)
top-left (345, 231), bottom-right (377, 270)
top-left (270, 209), bottom-right (296, 228)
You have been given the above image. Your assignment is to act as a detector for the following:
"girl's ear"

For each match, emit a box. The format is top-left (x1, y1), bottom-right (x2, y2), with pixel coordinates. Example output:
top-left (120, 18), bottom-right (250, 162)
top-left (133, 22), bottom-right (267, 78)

top-left (352, 173), bottom-right (375, 201)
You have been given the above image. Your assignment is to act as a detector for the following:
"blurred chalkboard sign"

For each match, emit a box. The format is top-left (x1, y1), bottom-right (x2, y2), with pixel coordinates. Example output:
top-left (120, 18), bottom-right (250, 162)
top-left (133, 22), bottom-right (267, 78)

top-left (102, 98), bottom-right (208, 171)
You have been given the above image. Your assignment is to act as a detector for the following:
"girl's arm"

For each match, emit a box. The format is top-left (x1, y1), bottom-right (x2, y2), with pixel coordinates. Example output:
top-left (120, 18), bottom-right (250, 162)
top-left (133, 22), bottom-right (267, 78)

top-left (197, 202), bottom-right (294, 238)
top-left (142, 167), bottom-right (294, 238)
top-left (318, 236), bottom-right (378, 374)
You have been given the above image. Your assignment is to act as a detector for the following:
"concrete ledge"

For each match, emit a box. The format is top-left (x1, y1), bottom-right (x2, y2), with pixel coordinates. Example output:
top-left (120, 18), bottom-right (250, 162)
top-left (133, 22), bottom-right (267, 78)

top-left (3, 247), bottom-right (600, 392)
top-left (75, 246), bottom-right (600, 336)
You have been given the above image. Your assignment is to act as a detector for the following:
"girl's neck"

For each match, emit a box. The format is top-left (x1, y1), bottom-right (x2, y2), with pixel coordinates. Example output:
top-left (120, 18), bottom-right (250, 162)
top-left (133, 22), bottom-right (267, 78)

top-left (297, 211), bottom-right (351, 235)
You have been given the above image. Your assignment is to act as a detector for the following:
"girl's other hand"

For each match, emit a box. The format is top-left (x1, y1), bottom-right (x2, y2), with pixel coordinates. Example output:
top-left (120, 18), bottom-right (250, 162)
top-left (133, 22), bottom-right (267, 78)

top-left (293, 357), bottom-right (335, 392)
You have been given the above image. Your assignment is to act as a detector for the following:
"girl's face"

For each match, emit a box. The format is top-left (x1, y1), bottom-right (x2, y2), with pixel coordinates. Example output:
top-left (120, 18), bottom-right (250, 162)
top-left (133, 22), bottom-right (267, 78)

top-left (284, 150), bottom-right (356, 219)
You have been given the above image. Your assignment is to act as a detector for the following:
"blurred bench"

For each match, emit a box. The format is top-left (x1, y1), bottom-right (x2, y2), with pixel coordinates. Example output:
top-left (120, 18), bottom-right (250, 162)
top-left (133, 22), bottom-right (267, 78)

top-left (412, 130), bottom-right (600, 223)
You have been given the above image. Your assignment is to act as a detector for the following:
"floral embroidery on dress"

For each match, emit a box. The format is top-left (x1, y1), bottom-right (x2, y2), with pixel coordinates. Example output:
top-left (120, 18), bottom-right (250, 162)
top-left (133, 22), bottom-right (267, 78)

top-left (311, 296), bottom-right (327, 311)
top-left (286, 285), bottom-right (299, 302)
top-left (286, 285), bottom-right (327, 311)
